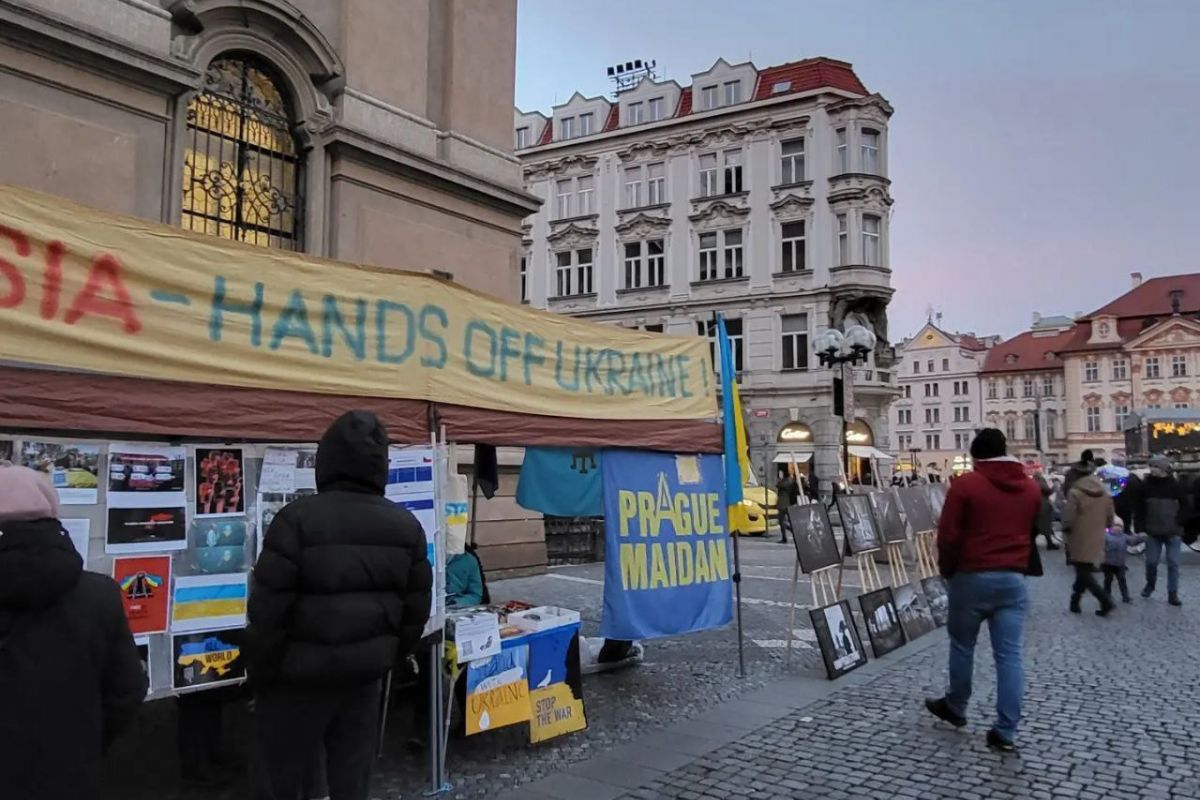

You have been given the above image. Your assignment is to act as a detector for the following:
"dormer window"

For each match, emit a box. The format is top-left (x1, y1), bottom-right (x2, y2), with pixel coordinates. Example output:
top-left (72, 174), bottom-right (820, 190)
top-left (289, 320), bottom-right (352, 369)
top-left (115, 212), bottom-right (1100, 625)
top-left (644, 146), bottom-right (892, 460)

top-left (515, 126), bottom-right (529, 149)
top-left (701, 85), bottom-right (719, 110)
top-left (579, 113), bottom-right (594, 136)
top-left (560, 116), bottom-right (575, 140)
top-left (648, 97), bottom-right (665, 121)
top-left (627, 102), bottom-right (644, 126)
top-left (723, 80), bottom-right (741, 105)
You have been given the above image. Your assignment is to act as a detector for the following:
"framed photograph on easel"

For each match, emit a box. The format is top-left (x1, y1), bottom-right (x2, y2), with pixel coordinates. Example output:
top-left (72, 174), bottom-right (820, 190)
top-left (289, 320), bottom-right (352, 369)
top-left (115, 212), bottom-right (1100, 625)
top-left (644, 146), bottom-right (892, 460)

top-left (788, 503), bottom-right (841, 574)
top-left (869, 490), bottom-right (908, 544)
top-left (810, 599), bottom-right (868, 679)
top-left (837, 494), bottom-right (882, 554)
top-left (897, 486), bottom-right (935, 535)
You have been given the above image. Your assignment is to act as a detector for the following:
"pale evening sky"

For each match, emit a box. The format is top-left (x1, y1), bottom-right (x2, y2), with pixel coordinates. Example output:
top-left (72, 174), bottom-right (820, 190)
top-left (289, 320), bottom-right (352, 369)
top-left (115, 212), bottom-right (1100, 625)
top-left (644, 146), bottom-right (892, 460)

top-left (514, 0), bottom-right (1200, 343)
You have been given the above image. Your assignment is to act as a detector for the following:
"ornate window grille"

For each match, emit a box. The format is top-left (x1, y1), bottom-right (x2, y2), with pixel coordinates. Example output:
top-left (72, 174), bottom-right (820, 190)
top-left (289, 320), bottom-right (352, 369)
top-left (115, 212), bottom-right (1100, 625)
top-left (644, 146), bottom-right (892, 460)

top-left (182, 56), bottom-right (304, 250)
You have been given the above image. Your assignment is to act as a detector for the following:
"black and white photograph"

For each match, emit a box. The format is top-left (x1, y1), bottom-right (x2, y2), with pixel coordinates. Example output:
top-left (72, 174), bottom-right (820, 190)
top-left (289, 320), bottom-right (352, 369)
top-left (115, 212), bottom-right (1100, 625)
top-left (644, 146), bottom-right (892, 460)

top-left (809, 600), bottom-right (868, 680)
top-left (858, 587), bottom-right (906, 658)
top-left (836, 494), bottom-right (882, 554)
top-left (788, 502), bottom-right (841, 573)
top-left (897, 485), bottom-right (936, 535)
top-left (921, 575), bottom-right (950, 627)
top-left (925, 483), bottom-right (948, 524)
top-left (869, 490), bottom-right (908, 544)
top-left (894, 582), bottom-right (937, 641)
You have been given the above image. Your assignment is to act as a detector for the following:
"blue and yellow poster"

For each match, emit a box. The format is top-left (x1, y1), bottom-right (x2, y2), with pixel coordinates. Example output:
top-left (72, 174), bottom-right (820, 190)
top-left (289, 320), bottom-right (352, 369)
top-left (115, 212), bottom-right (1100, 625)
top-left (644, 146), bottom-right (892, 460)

top-left (600, 450), bottom-right (733, 639)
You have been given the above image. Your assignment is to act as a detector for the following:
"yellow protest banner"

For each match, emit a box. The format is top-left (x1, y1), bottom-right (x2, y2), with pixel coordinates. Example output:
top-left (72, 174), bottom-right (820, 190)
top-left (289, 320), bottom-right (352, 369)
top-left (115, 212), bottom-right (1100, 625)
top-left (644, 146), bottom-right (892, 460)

top-left (0, 184), bottom-right (716, 421)
top-left (528, 682), bottom-right (587, 743)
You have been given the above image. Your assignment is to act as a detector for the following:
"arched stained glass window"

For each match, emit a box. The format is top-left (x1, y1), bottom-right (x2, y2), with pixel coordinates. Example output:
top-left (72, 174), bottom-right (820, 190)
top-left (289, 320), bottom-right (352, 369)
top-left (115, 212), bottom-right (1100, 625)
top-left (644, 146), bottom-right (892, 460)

top-left (182, 55), bottom-right (304, 250)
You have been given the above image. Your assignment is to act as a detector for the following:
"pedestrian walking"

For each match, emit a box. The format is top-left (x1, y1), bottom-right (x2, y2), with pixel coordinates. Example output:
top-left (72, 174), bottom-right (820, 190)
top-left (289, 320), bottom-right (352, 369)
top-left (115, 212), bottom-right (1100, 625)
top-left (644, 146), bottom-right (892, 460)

top-left (1062, 449), bottom-right (1095, 496)
top-left (1033, 472), bottom-right (1060, 551)
top-left (0, 464), bottom-right (147, 798)
top-left (1101, 518), bottom-right (1145, 603)
top-left (776, 472), bottom-right (798, 544)
top-left (248, 411), bottom-right (434, 800)
top-left (924, 428), bottom-right (1041, 753)
top-left (1063, 466), bottom-right (1117, 616)
top-left (1134, 455), bottom-right (1186, 606)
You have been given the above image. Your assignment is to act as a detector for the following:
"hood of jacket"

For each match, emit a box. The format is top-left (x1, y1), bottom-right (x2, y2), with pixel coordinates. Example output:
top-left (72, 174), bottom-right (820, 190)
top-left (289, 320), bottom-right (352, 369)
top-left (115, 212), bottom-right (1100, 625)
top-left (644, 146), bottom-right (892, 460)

top-left (315, 410), bottom-right (389, 494)
top-left (972, 457), bottom-right (1032, 493)
top-left (1072, 474), bottom-right (1107, 498)
top-left (0, 517), bottom-right (82, 614)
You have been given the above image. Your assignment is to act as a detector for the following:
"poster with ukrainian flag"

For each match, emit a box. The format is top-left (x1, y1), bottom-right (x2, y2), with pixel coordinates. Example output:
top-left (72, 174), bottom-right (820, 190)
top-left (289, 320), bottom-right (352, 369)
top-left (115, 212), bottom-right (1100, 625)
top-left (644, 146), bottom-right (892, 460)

top-left (600, 450), bottom-right (733, 639)
top-left (170, 573), bottom-right (248, 632)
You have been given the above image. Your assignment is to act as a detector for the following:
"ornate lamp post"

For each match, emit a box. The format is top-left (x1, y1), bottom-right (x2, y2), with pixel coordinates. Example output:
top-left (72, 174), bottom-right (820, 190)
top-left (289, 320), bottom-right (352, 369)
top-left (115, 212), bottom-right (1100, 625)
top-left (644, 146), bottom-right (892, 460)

top-left (813, 324), bottom-right (878, 490)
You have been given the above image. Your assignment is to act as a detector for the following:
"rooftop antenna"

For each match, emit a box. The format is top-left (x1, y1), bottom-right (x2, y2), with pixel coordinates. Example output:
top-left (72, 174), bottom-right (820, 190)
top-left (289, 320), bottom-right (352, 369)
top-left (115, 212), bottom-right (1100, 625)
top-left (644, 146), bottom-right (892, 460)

top-left (607, 58), bottom-right (659, 97)
top-left (925, 304), bottom-right (935, 323)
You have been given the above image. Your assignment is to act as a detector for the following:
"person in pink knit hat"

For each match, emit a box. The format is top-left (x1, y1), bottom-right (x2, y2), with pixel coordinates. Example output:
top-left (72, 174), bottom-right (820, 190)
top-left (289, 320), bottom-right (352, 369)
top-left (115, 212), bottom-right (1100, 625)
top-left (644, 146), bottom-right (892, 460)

top-left (0, 463), bottom-right (147, 797)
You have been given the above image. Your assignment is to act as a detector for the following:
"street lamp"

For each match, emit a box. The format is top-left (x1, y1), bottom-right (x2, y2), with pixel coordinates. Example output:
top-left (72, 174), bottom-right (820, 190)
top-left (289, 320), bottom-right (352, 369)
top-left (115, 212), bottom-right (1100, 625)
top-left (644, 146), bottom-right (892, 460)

top-left (815, 324), bottom-right (878, 492)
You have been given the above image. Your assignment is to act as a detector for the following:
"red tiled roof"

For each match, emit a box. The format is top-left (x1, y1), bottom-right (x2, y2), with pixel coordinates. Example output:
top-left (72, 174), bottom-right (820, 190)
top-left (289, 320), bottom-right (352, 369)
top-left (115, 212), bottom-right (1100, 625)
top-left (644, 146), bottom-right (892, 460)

top-left (752, 57), bottom-right (868, 101)
top-left (601, 103), bottom-right (619, 133)
top-left (957, 334), bottom-right (988, 352)
top-left (676, 87), bottom-right (692, 117)
top-left (535, 119), bottom-right (553, 147)
top-left (1083, 274), bottom-right (1200, 321)
top-left (981, 328), bottom-right (1077, 374)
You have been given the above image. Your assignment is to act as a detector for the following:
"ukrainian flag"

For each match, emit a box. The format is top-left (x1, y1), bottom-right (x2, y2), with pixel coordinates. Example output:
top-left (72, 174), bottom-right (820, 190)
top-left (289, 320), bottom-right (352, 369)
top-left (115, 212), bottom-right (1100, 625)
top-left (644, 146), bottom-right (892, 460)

top-left (716, 314), bottom-right (752, 533)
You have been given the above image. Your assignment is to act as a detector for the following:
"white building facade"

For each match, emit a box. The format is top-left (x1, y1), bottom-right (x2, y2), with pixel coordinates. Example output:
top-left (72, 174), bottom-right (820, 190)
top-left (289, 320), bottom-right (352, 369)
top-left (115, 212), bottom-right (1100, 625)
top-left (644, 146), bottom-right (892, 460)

top-left (516, 58), bottom-right (898, 487)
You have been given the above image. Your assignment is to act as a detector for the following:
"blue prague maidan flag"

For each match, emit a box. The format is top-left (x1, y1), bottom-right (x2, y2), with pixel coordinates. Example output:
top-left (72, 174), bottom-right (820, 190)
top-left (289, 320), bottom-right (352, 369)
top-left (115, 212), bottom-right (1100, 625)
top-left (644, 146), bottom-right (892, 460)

top-left (600, 449), bottom-right (733, 640)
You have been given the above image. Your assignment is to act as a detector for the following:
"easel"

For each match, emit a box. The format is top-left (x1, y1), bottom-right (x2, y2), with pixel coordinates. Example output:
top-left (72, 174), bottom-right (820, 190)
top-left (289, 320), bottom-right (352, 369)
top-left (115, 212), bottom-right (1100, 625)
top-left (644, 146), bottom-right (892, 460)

top-left (885, 541), bottom-right (909, 584)
top-left (785, 560), bottom-right (840, 666)
top-left (912, 530), bottom-right (937, 578)
top-left (854, 548), bottom-right (883, 591)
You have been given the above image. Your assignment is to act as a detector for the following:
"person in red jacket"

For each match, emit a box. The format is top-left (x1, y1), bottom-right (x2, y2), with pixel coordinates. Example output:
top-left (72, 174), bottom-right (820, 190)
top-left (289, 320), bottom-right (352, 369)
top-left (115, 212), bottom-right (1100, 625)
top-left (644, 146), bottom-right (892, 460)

top-left (924, 428), bottom-right (1041, 753)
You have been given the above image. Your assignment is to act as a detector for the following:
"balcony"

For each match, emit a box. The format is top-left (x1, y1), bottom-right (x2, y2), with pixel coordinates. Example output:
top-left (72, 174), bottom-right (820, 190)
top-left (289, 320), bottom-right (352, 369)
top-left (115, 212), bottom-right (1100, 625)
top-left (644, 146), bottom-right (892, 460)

top-left (830, 264), bottom-right (892, 294)
top-left (827, 172), bottom-right (892, 205)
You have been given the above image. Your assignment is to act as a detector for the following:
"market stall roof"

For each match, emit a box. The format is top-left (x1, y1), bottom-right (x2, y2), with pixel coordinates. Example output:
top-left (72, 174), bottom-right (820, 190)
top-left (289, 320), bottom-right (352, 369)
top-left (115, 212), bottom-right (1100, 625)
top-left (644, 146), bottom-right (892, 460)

top-left (0, 183), bottom-right (722, 451)
top-left (848, 445), bottom-right (894, 460)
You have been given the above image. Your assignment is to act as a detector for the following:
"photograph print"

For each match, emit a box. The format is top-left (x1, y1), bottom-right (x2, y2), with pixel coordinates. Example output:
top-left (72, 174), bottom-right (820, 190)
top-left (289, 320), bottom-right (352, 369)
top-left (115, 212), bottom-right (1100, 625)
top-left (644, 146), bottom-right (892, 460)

top-left (788, 502), bottom-right (841, 573)
top-left (836, 494), bottom-right (882, 554)
top-left (809, 600), bottom-right (868, 679)
top-left (20, 441), bottom-right (101, 505)
top-left (925, 483), bottom-right (949, 525)
top-left (195, 447), bottom-right (246, 518)
top-left (857, 587), bottom-right (907, 658)
top-left (893, 581), bottom-right (937, 641)
top-left (869, 490), bottom-right (908, 544)
top-left (896, 486), bottom-right (935, 536)
top-left (920, 575), bottom-right (951, 627)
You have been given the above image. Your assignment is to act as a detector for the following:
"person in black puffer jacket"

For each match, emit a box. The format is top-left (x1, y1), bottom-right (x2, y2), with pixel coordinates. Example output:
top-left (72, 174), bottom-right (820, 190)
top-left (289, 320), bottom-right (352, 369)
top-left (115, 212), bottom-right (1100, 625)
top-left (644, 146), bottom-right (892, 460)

top-left (248, 410), bottom-right (433, 800)
top-left (0, 464), bottom-right (146, 799)
top-left (1134, 455), bottom-right (1187, 606)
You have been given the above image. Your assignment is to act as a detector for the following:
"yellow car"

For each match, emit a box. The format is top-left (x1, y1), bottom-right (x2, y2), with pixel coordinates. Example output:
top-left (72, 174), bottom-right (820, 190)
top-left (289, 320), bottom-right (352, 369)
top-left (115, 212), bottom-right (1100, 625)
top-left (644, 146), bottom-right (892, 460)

top-left (736, 498), bottom-right (769, 535)
top-left (742, 486), bottom-right (779, 522)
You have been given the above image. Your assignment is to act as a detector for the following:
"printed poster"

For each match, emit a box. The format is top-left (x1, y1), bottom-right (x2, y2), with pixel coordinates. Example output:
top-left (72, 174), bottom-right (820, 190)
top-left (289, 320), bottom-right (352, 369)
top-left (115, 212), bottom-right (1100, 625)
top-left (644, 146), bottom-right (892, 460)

top-left (188, 518), bottom-right (247, 574)
top-left (387, 446), bottom-right (439, 633)
top-left (134, 636), bottom-right (153, 697)
top-left (172, 627), bottom-right (246, 691)
top-left (106, 444), bottom-right (187, 554)
top-left (527, 625), bottom-right (586, 743)
top-left (171, 573), bottom-right (248, 632)
top-left (600, 450), bottom-right (732, 640)
top-left (465, 645), bottom-right (531, 735)
top-left (529, 683), bottom-right (587, 744)
top-left (61, 518), bottom-right (91, 560)
top-left (256, 491), bottom-right (314, 558)
top-left (113, 555), bottom-right (172, 635)
top-left (19, 441), bottom-right (101, 504)
top-left (258, 447), bottom-right (317, 494)
top-left (194, 447), bottom-right (246, 518)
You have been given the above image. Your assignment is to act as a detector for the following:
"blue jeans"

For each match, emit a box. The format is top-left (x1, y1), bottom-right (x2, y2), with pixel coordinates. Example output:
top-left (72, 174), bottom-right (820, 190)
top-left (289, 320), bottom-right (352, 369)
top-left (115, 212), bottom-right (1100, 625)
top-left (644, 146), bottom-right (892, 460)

top-left (945, 571), bottom-right (1028, 742)
top-left (1144, 536), bottom-right (1182, 594)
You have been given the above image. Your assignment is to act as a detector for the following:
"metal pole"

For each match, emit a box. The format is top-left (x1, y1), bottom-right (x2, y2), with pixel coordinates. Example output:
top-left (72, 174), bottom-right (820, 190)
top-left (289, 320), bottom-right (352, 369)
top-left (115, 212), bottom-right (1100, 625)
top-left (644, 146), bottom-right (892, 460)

top-left (427, 645), bottom-right (443, 794)
top-left (731, 526), bottom-right (745, 678)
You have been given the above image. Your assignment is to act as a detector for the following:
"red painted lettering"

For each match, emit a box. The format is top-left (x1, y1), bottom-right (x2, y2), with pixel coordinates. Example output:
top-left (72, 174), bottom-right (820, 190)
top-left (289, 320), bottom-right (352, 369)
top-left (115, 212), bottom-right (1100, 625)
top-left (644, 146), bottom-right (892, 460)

top-left (41, 240), bottom-right (64, 320)
top-left (0, 225), bottom-right (29, 309)
top-left (64, 254), bottom-right (142, 333)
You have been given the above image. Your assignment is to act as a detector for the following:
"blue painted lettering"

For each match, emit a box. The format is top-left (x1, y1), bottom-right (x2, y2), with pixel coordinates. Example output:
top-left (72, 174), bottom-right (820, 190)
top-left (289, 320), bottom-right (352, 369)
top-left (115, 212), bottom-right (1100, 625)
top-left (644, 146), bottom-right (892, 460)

top-left (463, 320), bottom-right (497, 377)
top-left (209, 276), bottom-right (263, 346)
top-left (376, 300), bottom-right (415, 364)
top-left (498, 326), bottom-right (522, 382)
top-left (270, 289), bottom-right (319, 354)
top-left (418, 305), bottom-right (448, 368)
top-left (605, 349), bottom-right (628, 395)
top-left (523, 332), bottom-right (546, 385)
top-left (321, 295), bottom-right (366, 359)
top-left (584, 347), bottom-right (605, 393)
top-left (554, 340), bottom-right (580, 390)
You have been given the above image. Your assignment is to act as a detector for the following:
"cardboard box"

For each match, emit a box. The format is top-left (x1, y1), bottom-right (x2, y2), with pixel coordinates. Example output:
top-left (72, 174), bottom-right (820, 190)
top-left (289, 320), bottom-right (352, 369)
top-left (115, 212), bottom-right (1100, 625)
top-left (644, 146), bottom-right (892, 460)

top-left (506, 606), bottom-right (581, 633)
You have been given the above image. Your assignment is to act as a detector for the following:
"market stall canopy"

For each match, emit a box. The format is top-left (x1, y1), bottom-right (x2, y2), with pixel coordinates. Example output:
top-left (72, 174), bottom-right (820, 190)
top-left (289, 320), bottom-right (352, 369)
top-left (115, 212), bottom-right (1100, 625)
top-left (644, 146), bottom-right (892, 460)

top-left (0, 184), bottom-right (721, 450)
top-left (848, 445), bottom-right (894, 460)
top-left (772, 452), bottom-right (813, 463)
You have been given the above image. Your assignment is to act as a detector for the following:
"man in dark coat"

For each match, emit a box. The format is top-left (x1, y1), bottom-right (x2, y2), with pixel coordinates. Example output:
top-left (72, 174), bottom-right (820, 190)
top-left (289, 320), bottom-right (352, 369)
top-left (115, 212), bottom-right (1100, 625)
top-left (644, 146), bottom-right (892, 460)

top-left (0, 464), bottom-right (147, 799)
top-left (249, 411), bottom-right (433, 800)
top-left (1135, 455), bottom-right (1186, 606)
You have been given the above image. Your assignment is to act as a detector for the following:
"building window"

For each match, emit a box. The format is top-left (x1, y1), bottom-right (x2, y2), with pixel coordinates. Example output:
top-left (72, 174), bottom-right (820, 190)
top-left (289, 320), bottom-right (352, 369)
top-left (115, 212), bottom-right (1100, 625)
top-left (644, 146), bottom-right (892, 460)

top-left (780, 221), bottom-right (807, 272)
top-left (699, 153), bottom-right (719, 197)
top-left (1045, 413), bottom-right (1056, 440)
top-left (1114, 404), bottom-right (1130, 431)
top-left (1023, 378), bottom-right (1034, 398)
top-left (1086, 407), bottom-right (1101, 433)
top-left (183, 56), bottom-right (304, 250)
top-left (861, 128), bottom-right (880, 174)
top-left (722, 229), bottom-right (744, 278)
top-left (1004, 379), bottom-right (1015, 399)
top-left (579, 113), bottom-right (594, 136)
top-left (1175, 401), bottom-right (1190, 410)
top-left (926, 434), bottom-right (941, 450)
top-left (1004, 418), bottom-right (1017, 440)
top-left (1042, 375), bottom-right (1054, 397)
top-left (560, 117), bottom-right (575, 140)
top-left (577, 175), bottom-right (594, 215)
top-left (1084, 361), bottom-right (1099, 382)
top-left (627, 101), bottom-right (644, 126)
top-left (555, 179), bottom-right (572, 219)
top-left (862, 214), bottom-right (881, 266)
top-left (723, 80), bottom-right (741, 105)
top-left (643, 323), bottom-right (664, 333)
top-left (780, 138), bottom-right (806, 184)
top-left (1112, 359), bottom-right (1127, 381)
top-left (516, 126), bottom-right (529, 149)
top-left (904, 384), bottom-right (912, 399)
top-left (836, 214), bottom-right (849, 265)
top-left (927, 360), bottom-right (935, 373)
top-left (987, 380), bottom-right (997, 399)
top-left (954, 406), bottom-right (970, 423)
top-left (623, 239), bottom-right (665, 289)
top-left (699, 319), bottom-right (743, 373)
top-left (554, 248), bottom-right (593, 297)
top-left (648, 97), bottom-right (664, 121)
top-left (925, 408), bottom-right (940, 424)
top-left (701, 85), bottom-right (718, 110)
top-left (698, 232), bottom-right (718, 281)
top-left (955, 433), bottom-right (970, 450)
top-left (835, 127), bottom-right (848, 173)
top-left (942, 358), bottom-right (950, 372)
top-left (647, 162), bottom-right (666, 205)
top-left (1172, 355), bottom-right (1188, 377)
top-left (519, 255), bottom-right (527, 302)
top-left (1022, 412), bottom-right (1035, 441)
top-left (781, 314), bottom-right (809, 371)
top-left (554, 175), bottom-right (594, 219)
top-left (722, 149), bottom-right (743, 194)
top-left (913, 360), bottom-right (920, 374)
top-left (624, 166), bottom-right (643, 209)
top-left (1145, 357), bottom-right (1161, 378)
top-left (897, 409), bottom-right (911, 425)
